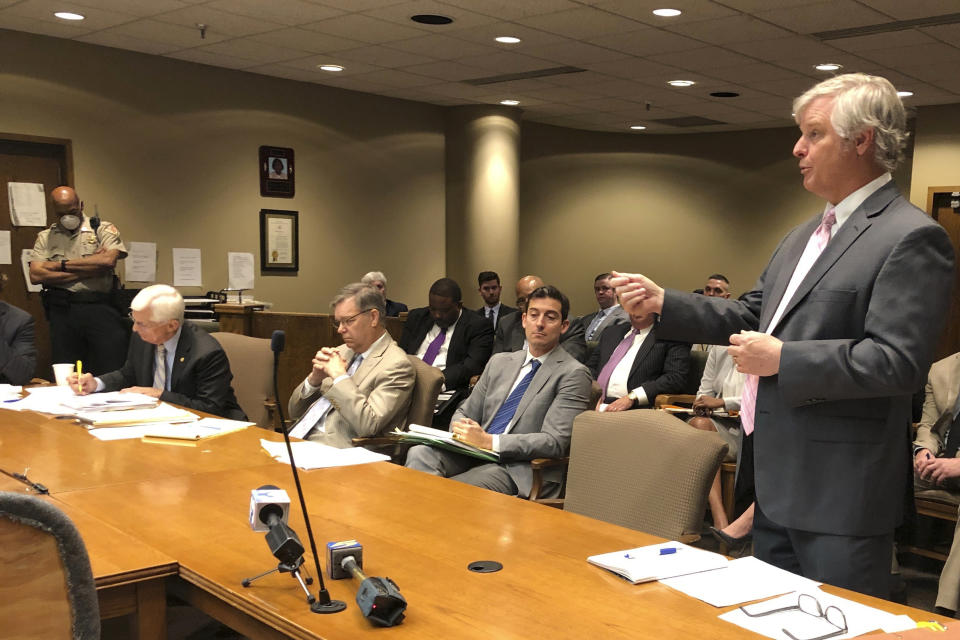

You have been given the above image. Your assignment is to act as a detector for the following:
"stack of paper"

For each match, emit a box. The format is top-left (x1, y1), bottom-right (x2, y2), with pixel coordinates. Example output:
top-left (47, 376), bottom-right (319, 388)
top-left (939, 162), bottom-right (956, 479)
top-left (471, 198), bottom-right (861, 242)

top-left (59, 391), bottom-right (158, 412)
top-left (77, 402), bottom-right (197, 427)
top-left (260, 439), bottom-right (389, 469)
top-left (587, 541), bottom-right (728, 584)
top-left (661, 556), bottom-right (821, 607)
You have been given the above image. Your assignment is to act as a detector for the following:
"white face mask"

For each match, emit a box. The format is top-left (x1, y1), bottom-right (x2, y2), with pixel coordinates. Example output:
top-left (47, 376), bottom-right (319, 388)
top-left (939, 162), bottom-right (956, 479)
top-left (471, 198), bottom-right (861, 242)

top-left (59, 214), bottom-right (81, 231)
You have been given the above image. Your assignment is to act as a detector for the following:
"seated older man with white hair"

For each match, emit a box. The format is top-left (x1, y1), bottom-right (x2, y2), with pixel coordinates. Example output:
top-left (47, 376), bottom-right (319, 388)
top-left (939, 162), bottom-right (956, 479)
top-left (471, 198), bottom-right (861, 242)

top-left (361, 271), bottom-right (407, 317)
top-left (71, 284), bottom-right (246, 420)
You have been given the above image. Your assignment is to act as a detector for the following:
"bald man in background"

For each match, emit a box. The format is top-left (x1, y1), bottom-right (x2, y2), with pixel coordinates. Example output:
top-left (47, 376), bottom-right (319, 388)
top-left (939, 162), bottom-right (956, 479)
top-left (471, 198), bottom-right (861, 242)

top-left (29, 186), bottom-right (128, 374)
top-left (494, 275), bottom-right (587, 362)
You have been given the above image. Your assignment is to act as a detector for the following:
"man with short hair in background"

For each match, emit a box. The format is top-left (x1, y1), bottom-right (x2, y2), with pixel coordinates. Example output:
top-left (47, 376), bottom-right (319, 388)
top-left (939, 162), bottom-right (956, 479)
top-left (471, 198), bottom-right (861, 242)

top-left (581, 272), bottom-right (628, 345)
top-left (475, 271), bottom-right (516, 331)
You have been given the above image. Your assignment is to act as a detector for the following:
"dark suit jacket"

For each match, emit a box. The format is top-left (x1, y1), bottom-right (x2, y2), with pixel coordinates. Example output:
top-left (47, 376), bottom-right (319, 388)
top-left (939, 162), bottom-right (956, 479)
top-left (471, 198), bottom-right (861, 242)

top-left (494, 312), bottom-right (588, 363)
top-left (100, 321), bottom-right (246, 420)
top-left (474, 303), bottom-right (517, 331)
top-left (587, 323), bottom-right (689, 403)
top-left (385, 299), bottom-right (408, 317)
top-left (657, 181), bottom-right (955, 537)
top-left (0, 301), bottom-right (36, 385)
top-left (399, 307), bottom-right (493, 391)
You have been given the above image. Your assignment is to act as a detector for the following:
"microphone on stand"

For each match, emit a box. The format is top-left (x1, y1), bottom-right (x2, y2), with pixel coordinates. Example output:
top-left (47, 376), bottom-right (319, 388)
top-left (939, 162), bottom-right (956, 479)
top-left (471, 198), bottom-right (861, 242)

top-left (267, 330), bottom-right (346, 614)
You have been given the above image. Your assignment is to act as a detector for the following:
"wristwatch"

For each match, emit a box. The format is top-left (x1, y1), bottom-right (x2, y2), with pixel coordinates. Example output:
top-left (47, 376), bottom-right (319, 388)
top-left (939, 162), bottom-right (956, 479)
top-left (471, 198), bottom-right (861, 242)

top-left (60, 259), bottom-right (68, 272)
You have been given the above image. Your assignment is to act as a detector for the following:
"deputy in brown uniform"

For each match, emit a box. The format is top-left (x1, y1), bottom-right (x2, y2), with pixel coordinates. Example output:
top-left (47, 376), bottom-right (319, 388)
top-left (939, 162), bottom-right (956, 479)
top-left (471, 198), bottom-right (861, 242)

top-left (29, 186), bottom-right (129, 375)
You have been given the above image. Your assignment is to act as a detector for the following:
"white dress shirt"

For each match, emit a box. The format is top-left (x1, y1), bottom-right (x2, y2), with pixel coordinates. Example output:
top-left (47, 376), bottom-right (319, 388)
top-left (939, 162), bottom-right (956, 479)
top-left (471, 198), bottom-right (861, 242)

top-left (483, 302), bottom-right (502, 327)
top-left (605, 325), bottom-right (653, 405)
top-left (415, 310), bottom-right (461, 371)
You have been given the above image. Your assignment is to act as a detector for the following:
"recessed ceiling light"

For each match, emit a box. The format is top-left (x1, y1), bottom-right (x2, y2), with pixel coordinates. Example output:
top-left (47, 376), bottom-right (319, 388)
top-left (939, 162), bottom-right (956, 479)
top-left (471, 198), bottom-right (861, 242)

top-left (318, 64), bottom-right (344, 72)
top-left (495, 36), bottom-right (521, 44)
top-left (667, 80), bottom-right (695, 87)
top-left (652, 9), bottom-right (682, 17)
top-left (411, 14), bottom-right (453, 25)
top-left (630, 125), bottom-right (647, 130)
top-left (500, 99), bottom-right (520, 106)
top-left (897, 91), bottom-right (914, 98)
top-left (54, 11), bottom-right (85, 20)
top-left (815, 63), bottom-right (843, 71)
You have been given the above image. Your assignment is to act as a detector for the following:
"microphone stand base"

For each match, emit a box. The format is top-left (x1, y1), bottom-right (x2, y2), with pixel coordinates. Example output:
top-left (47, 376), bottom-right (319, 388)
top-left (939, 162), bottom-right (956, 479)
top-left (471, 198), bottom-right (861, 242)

top-left (311, 599), bottom-right (347, 614)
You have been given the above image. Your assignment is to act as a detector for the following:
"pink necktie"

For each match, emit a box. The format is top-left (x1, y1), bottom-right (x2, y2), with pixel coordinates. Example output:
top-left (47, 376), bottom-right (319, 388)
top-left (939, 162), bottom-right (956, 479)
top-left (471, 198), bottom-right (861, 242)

top-left (596, 329), bottom-right (637, 398)
top-left (740, 208), bottom-right (836, 435)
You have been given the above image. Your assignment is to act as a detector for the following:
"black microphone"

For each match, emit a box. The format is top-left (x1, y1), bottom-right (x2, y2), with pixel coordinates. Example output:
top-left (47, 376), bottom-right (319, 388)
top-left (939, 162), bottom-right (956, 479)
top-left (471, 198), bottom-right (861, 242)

top-left (266, 331), bottom-right (347, 614)
top-left (271, 330), bottom-right (285, 354)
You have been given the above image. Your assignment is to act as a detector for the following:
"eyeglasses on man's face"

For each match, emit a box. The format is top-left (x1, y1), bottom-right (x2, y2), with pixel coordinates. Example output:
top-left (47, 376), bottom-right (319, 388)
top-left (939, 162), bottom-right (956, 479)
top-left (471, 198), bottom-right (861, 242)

top-left (334, 308), bottom-right (371, 329)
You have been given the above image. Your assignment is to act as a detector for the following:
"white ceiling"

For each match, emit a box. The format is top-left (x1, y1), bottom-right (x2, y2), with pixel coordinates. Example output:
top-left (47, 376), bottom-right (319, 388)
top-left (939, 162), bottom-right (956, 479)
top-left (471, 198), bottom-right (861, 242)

top-left (3, 0), bottom-right (960, 134)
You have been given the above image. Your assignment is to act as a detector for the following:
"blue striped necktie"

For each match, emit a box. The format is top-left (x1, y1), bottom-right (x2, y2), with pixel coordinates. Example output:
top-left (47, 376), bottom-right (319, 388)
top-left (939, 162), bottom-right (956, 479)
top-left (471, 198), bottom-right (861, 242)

top-left (486, 360), bottom-right (541, 435)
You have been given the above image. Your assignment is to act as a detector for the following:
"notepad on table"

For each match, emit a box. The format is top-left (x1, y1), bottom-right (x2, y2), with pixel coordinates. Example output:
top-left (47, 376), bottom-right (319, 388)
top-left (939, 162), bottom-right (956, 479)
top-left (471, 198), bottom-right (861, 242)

top-left (587, 541), bottom-right (728, 584)
top-left (141, 417), bottom-right (253, 442)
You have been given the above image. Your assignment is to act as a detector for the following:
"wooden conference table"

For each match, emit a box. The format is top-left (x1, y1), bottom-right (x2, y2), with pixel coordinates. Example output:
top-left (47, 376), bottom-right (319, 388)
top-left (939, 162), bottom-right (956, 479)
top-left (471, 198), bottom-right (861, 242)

top-left (0, 409), bottom-right (948, 639)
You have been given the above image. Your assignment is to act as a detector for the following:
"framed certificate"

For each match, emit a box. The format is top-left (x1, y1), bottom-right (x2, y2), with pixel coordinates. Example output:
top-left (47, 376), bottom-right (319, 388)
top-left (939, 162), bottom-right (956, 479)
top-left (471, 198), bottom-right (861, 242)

top-left (259, 146), bottom-right (295, 198)
top-left (259, 209), bottom-right (298, 272)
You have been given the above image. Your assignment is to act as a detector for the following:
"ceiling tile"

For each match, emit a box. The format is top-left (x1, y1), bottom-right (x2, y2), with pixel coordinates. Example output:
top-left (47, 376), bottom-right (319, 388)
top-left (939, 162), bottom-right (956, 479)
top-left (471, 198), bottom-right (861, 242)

top-left (420, 82), bottom-right (498, 99)
top-left (0, 0), bottom-right (137, 31)
top-left (249, 27), bottom-right (365, 53)
top-left (193, 38), bottom-right (313, 63)
top-left (898, 61), bottom-right (960, 92)
top-left (921, 23), bottom-right (960, 44)
top-left (828, 28), bottom-right (937, 53)
top-left (92, 19), bottom-right (231, 49)
top-left (647, 46), bottom-right (761, 71)
top-left (725, 35), bottom-right (843, 61)
top-left (594, 28), bottom-right (707, 57)
top-left (754, 0), bottom-right (891, 34)
top-left (455, 51), bottom-right (556, 74)
top-left (705, 63), bottom-right (808, 84)
top-left (716, 0), bottom-right (816, 11)
top-left (342, 68), bottom-right (438, 87)
top-left (246, 63), bottom-right (328, 84)
top-left (70, 0), bottom-right (190, 16)
top-left (449, 21), bottom-right (568, 48)
top-left (664, 14), bottom-right (795, 44)
top-left (855, 0), bottom-right (960, 20)
top-left (401, 60), bottom-right (489, 81)
top-left (856, 42), bottom-right (960, 68)
top-left (301, 13), bottom-right (425, 42)
top-left (520, 40), bottom-right (631, 64)
top-left (333, 44), bottom-right (436, 66)
top-left (386, 33), bottom-right (497, 58)
top-left (0, 13), bottom-right (93, 37)
top-left (306, 0), bottom-right (409, 11)
top-left (278, 54), bottom-right (383, 75)
top-left (439, 0), bottom-right (580, 20)
top-left (359, 1), bottom-right (498, 32)
top-left (519, 7), bottom-right (645, 40)
top-left (590, 0), bottom-right (739, 26)
top-left (153, 5), bottom-right (285, 37)
top-left (205, 0), bottom-right (343, 27)
top-left (582, 58), bottom-right (687, 80)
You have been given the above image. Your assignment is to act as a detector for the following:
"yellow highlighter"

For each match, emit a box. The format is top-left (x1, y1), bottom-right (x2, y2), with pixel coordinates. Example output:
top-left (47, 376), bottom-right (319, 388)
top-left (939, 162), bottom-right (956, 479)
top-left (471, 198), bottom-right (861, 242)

top-left (76, 360), bottom-right (82, 394)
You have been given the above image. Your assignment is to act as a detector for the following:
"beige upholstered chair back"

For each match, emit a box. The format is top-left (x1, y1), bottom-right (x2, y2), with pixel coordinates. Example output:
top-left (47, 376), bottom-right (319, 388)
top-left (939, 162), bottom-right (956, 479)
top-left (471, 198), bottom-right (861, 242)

top-left (0, 492), bottom-right (100, 639)
top-left (564, 410), bottom-right (728, 540)
top-left (405, 355), bottom-right (445, 428)
top-left (211, 332), bottom-right (274, 428)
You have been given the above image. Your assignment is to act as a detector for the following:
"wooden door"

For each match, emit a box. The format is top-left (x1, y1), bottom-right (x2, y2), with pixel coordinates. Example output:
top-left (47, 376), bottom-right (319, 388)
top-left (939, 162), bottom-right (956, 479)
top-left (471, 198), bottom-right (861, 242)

top-left (0, 135), bottom-right (72, 381)
top-left (929, 187), bottom-right (960, 361)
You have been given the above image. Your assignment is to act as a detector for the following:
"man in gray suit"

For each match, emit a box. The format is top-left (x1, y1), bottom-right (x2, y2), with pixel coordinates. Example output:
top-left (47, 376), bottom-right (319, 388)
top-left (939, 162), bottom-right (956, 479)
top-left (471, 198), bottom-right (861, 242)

top-left (288, 283), bottom-right (415, 449)
top-left (613, 73), bottom-right (955, 598)
top-left (406, 285), bottom-right (592, 498)
top-left (581, 272), bottom-right (628, 344)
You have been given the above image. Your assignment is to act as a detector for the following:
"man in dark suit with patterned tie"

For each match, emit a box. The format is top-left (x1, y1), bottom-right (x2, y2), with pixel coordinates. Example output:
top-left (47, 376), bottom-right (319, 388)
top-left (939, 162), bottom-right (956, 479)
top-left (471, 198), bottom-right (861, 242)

top-left (612, 73), bottom-right (955, 598)
top-left (405, 286), bottom-right (591, 498)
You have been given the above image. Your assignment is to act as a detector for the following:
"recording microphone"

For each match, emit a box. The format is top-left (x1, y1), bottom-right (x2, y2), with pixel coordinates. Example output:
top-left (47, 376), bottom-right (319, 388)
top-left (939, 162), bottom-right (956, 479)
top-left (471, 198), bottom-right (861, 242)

top-left (327, 540), bottom-right (406, 627)
top-left (265, 329), bottom-right (346, 614)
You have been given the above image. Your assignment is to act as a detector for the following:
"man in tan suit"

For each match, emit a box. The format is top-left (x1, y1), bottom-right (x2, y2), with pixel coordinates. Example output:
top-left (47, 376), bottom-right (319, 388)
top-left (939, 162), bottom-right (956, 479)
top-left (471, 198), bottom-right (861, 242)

top-left (288, 283), bottom-right (415, 449)
top-left (914, 352), bottom-right (960, 614)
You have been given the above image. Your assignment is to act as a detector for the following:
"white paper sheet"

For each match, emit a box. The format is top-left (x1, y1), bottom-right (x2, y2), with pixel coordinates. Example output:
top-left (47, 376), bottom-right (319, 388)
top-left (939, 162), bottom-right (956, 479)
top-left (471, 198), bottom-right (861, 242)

top-left (719, 588), bottom-right (907, 640)
top-left (7, 182), bottom-right (47, 226)
top-left (21, 249), bottom-right (41, 292)
top-left (260, 439), bottom-right (389, 469)
top-left (0, 230), bottom-right (11, 265)
top-left (661, 556), bottom-right (821, 607)
top-left (125, 241), bottom-right (156, 282)
top-left (173, 248), bottom-right (202, 287)
top-left (587, 541), bottom-right (728, 584)
top-left (228, 251), bottom-right (254, 290)
top-left (266, 217), bottom-right (293, 264)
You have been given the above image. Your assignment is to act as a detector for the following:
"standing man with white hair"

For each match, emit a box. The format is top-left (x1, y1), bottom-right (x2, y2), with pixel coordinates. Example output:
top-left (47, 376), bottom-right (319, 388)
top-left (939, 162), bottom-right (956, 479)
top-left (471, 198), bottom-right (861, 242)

top-left (71, 284), bottom-right (246, 420)
top-left (612, 73), bottom-right (955, 597)
top-left (361, 271), bottom-right (407, 317)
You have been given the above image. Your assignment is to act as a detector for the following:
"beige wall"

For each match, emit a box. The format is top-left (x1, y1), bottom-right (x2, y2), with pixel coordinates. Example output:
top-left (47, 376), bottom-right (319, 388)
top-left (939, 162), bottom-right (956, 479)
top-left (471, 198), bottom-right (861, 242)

top-left (910, 103), bottom-right (960, 211)
top-left (1, 29), bottom-right (445, 312)
top-left (519, 123), bottom-right (831, 316)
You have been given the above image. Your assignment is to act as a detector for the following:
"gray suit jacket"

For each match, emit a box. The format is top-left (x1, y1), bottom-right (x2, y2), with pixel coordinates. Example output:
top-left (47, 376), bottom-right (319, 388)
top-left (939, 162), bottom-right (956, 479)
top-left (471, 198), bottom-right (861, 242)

top-left (581, 305), bottom-right (628, 343)
top-left (288, 334), bottom-right (415, 449)
top-left (657, 181), bottom-right (954, 537)
top-left (494, 312), bottom-right (588, 363)
top-left (454, 347), bottom-right (592, 498)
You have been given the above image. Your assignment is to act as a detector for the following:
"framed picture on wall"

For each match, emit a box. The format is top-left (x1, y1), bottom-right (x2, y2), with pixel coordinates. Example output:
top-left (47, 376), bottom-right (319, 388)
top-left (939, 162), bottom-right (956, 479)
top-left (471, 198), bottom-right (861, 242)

top-left (259, 146), bottom-right (295, 198)
top-left (260, 209), bottom-right (299, 272)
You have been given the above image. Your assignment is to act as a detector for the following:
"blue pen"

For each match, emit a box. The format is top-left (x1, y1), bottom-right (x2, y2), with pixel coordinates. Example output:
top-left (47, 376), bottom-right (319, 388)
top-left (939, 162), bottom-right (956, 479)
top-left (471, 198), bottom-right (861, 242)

top-left (660, 547), bottom-right (678, 555)
top-left (624, 553), bottom-right (635, 559)
top-left (3, 398), bottom-right (21, 403)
